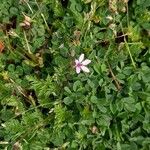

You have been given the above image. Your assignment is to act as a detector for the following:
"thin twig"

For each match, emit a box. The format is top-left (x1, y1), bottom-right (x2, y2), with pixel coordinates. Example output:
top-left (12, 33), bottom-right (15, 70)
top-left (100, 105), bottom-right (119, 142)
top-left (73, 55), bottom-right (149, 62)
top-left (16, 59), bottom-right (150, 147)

top-left (107, 61), bottom-right (121, 91)
top-left (9, 78), bottom-right (35, 105)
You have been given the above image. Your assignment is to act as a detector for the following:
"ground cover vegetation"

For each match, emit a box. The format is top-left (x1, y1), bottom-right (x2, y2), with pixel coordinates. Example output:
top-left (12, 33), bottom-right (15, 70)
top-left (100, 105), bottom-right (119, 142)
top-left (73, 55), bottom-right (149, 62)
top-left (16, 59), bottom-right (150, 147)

top-left (0, 0), bottom-right (150, 149)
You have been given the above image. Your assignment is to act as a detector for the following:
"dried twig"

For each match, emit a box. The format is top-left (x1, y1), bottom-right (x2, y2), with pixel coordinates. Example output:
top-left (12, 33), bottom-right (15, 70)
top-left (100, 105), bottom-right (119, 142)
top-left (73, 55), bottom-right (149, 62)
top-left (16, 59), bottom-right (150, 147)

top-left (107, 61), bottom-right (121, 91)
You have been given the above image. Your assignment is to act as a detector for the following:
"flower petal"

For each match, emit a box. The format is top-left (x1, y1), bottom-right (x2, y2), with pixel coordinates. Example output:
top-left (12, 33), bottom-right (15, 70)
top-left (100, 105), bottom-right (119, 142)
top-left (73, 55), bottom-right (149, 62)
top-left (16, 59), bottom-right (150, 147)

top-left (79, 54), bottom-right (84, 62)
top-left (82, 59), bottom-right (91, 65)
top-left (75, 59), bottom-right (79, 65)
top-left (81, 66), bottom-right (90, 73)
top-left (76, 66), bottom-right (81, 74)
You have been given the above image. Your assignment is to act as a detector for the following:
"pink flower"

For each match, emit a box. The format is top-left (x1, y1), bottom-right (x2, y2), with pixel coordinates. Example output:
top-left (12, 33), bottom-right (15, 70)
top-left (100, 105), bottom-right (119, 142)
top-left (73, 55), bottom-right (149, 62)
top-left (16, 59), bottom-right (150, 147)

top-left (75, 54), bottom-right (91, 74)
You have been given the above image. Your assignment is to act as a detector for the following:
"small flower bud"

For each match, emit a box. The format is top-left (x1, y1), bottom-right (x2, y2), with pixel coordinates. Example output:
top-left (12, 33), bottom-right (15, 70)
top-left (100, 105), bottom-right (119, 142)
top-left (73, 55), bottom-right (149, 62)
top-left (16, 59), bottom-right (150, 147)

top-left (24, 15), bottom-right (31, 23)
top-left (106, 15), bottom-right (113, 21)
top-left (91, 126), bottom-right (98, 134)
top-left (20, 14), bottom-right (32, 29)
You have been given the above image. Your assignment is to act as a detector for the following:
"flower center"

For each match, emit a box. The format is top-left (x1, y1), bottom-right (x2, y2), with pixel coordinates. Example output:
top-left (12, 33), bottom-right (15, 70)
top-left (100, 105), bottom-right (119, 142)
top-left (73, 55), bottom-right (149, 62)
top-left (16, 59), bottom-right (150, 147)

top-left (77, 62), bottom-right (83, 67)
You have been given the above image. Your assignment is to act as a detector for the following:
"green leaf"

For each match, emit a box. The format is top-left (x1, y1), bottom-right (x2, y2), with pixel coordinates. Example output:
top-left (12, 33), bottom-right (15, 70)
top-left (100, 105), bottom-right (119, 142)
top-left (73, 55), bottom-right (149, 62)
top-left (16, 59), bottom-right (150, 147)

top-left (90, 96), bottom-right (98, 104)
top-left (97, 104), bottom-right (107, 113)
top-left (63, 97), bottom-right (73, 105)
top-left (101, 63), bottom-right (107, 72)
top-left (73, 80), bottom-right (82, 92)
top-left (94, 63), bottom-right (101, 74)
top-left (124, 103), bottom-right (136, 112)
top-left (117, 142), bottom-right (121, 150)
top-left (110, 103), bottom-right (116, 114)
top-left (64, 86), bottom-right (72, 94)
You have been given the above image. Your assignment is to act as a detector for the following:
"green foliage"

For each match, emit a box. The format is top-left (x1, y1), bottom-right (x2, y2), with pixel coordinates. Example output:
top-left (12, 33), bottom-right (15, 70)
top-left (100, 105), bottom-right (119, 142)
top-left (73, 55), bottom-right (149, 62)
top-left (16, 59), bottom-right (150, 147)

top-left (0, 0), bottom-right (150, 149)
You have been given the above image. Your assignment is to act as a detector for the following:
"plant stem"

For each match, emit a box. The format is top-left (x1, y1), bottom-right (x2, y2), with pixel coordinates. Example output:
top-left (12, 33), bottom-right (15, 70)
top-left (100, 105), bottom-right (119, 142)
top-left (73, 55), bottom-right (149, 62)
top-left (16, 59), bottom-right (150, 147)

top-left (25, 1), bottom-right (34, 14)
top-left (120, 22), bottom-right (136, 69)
top-left (23, 30), bottom-right (32, 54)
